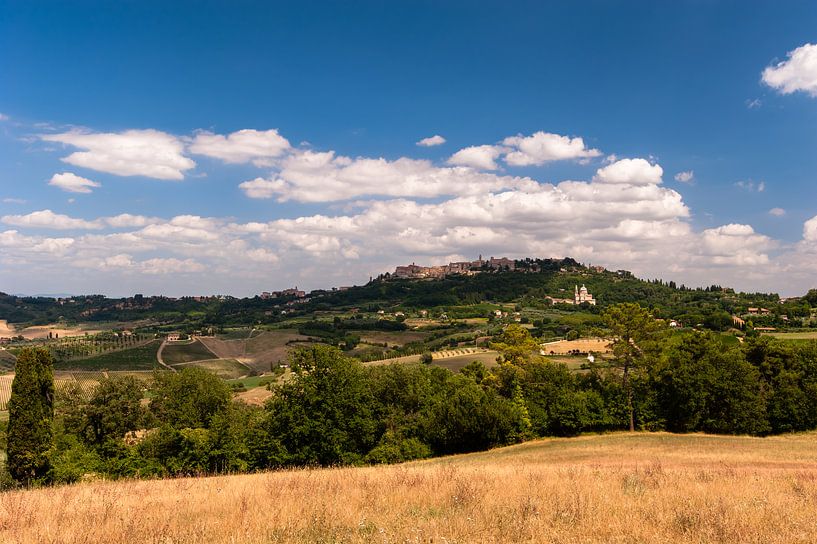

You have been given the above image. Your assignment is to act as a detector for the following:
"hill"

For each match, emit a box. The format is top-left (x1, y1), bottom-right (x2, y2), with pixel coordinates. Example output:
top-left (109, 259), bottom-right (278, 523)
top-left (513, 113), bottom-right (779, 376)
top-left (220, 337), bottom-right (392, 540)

top-left (4, 432), bottom-right (817, 543)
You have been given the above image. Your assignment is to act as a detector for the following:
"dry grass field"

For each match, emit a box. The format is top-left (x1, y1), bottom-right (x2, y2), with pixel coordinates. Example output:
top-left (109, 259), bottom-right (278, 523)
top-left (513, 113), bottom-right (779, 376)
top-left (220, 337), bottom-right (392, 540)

top-left (0, 319), bottom-right (104, 340)
top-left (541, 338), bottom-right (611, 355)
top-left (171, 358), bottom-right (250, 379)
top-left (4, 432), bottom-right (817, 543)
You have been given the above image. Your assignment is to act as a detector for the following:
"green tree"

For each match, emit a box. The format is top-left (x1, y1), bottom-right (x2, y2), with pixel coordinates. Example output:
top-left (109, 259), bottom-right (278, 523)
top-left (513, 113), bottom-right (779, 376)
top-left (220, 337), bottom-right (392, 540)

top-left (84, 376), bottom-right (148, 445)
top-left (265, 346), bottom-right (378, 465)
top-left (7, 347), bottom-right (55, 485)
top-left (150, 368), bottom-right (232, 428)
top-left (652, 332), bottom-right (769, 435)
top-left (491, 324), bottom-right (538, 366)
top-left (603, 303), bottom-right (662, 432)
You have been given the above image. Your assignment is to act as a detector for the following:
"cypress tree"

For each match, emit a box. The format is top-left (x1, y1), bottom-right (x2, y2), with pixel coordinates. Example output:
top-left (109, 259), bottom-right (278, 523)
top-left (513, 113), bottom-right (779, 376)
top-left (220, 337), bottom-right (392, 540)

top-left (7, 347), bottom-right (55, 485)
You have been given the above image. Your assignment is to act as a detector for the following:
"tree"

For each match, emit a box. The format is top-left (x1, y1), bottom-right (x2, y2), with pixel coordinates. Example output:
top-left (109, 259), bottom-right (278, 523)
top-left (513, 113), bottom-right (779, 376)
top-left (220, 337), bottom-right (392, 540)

top-left (603, 303), bottom-right (662, 432)
top-left (652, 333), bottom-right (769, 435)
top-left (7, 347), bottom-right (55, 485)
top-left (265, 346), bottom-right (377, 465)
top-left (84, 376), bottom-right (148, 446)
top-left (151, 368), bottom-right (232, 429)
top-left (490, 324), bottom-right (538, 366)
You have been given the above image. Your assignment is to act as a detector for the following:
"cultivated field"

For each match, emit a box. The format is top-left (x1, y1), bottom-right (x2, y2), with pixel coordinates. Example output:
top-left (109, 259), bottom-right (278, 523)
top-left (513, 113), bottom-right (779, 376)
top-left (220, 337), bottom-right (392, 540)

top-left (171, 358), bottom-right (250, 379)
top-left (541, 337), bottom-right (611, 354)
top-left (0, 320), bottom-right (104, 340)
top-left (55, 340), bottom-right (161, 371)
top-left (160, 340), bottom-right (218, 365)
top-left (199, 330), bottom-right (312, 372)
top-left (3, 432), bottom-right (817, 543)
top-left (357, 330), bottom-right (429, 347)
top-left (432, 348), bottom-right (499, 372)
top-left (764, 331), bottom-right (817, 340)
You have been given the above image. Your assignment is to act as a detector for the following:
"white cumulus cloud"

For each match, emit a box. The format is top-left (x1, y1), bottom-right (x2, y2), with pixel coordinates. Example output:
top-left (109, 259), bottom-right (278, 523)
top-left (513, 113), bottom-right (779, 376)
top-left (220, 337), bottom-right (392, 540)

top-left (48, 172), bottom-right (101, 194)
top-left (416, 135), bottom-right (446, 147)
top-left (447, 145), bottom-right (504, 170)
top-left (762, 43), bottom-right (817, 96)
top-left (188, 129), bottom-right (291, 166)
top-left (503, 131), bottom-right (601, 166)
top-left (240, 150), bottom-right (538, 202)
top-left (593, 158), bottom-right (663, 186)
top-left (768, 208), bottom-right (786, 217)
top-left (804, 215), bottom-right (817, 242)
top-left (1, 210), bottom-right (103, 230)
top-left (41, 129), bottom-right (195, 180)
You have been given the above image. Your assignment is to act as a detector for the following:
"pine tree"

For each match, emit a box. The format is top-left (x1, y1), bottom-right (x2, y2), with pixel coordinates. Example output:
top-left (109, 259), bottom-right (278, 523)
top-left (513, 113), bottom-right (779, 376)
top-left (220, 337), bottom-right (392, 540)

top-left (7, 347), bottom-right (55, 485)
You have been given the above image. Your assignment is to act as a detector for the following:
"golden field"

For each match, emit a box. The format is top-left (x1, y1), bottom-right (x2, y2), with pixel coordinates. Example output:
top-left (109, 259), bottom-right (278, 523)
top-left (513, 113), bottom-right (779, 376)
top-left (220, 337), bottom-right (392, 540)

top-left (3, 432), bottom-right (817, 543)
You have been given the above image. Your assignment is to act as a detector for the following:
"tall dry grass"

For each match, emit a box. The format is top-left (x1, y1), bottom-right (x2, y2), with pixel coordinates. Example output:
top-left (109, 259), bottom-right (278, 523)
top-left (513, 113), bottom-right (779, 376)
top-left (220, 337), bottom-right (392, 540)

top-left (2, 432), bottom-right (817, 543)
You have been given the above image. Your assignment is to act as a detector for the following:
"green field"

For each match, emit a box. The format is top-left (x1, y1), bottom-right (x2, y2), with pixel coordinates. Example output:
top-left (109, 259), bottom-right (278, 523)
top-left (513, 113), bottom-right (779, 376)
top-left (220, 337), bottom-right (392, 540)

top-left (226, 374), bottom-right (279, 389)
top-left (55, 340), bottom-right (161, 371)
top-left (763, 331), bottom-right (817, 341)
top-left (161, 340), bottom-right (218, 365)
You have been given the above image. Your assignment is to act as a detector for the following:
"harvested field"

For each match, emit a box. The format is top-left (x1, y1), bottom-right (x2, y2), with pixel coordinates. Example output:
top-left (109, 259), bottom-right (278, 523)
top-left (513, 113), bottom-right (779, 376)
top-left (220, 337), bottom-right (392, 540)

top-left (171, 358), bottom-right (249, 379)
top-left (234, 385), bottom-right (274, 406)
top-left (432, 349), bottom-right (499, 372)
top-left (0, 320), bottom-right (104, 340)
top-left (541, 337), bottom-right (611, 354)
top-left (4, 432), bottom-right (817, 543)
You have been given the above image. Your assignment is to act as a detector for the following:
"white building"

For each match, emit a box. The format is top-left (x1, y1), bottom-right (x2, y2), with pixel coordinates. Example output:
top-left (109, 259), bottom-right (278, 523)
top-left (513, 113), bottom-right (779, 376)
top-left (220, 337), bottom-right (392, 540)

top-left (575, 285), bottom-right (596, 305)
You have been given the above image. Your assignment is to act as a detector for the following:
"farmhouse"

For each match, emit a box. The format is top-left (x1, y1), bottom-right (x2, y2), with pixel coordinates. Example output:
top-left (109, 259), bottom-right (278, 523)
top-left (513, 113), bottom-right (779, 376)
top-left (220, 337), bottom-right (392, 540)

top-left (167, 333), bottom-right (181, 342)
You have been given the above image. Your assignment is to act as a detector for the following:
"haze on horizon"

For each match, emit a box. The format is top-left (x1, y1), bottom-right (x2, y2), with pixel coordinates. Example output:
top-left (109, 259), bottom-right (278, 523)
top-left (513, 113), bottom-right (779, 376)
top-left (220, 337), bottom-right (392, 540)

top-left (1, 1), bottom-right (816, 298)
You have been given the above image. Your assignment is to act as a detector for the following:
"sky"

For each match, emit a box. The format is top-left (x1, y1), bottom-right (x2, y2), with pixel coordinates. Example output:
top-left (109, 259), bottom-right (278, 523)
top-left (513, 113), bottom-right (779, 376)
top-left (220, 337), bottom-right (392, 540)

top-left (1, 1), bottom-right (816, 297)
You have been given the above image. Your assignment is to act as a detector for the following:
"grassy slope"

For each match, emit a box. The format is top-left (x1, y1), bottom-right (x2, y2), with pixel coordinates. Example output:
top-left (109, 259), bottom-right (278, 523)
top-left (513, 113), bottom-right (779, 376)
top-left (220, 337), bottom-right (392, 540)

top-left (54, 340), bottom-right (161, 371)
top-left (5, 432), bottom-right (817, 543)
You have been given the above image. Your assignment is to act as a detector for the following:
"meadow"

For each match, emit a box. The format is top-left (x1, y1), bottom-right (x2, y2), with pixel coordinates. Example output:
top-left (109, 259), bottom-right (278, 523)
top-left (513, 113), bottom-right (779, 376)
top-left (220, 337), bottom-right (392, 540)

top-left (2, 432), bottom-right (817, 543)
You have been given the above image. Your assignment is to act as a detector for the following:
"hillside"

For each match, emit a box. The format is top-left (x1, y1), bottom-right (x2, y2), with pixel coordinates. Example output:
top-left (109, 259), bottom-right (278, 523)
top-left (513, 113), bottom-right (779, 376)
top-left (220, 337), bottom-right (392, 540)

top-left (3, 432), bottom-right (816, 543)
top-left (4, 258), bottom-right (814, 332)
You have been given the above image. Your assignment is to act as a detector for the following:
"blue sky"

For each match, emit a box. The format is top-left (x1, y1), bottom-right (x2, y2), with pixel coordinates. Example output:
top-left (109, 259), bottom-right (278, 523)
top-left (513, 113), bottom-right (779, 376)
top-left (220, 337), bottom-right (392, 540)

top-left (1, 1), bottom-right (816, 296)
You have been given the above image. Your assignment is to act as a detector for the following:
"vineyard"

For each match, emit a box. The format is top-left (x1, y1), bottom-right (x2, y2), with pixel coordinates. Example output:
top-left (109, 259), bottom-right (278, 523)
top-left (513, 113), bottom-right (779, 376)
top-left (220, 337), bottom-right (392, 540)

top-left (0, 370), bottom-right (158, 410)
top-left (46, 332), bottom-right (155, 362)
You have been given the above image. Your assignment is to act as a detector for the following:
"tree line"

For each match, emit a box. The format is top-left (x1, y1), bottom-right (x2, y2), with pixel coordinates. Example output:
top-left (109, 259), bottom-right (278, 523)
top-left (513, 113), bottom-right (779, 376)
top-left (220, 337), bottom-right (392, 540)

top-left (2, 303), bottom-right (817, 488)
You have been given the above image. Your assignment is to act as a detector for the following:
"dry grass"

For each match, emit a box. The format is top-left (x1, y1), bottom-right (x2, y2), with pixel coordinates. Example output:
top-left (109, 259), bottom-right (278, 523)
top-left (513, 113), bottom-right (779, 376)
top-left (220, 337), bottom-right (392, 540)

top-left (3, 432), bottom-right (817, 543)
top-left (0, 319), bottom-right (104, 340)
top-left (542, 338), bottom-right (611, 354)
